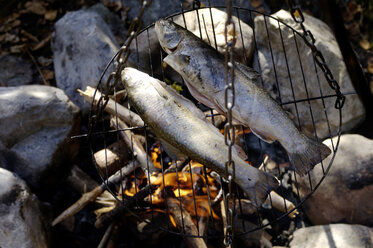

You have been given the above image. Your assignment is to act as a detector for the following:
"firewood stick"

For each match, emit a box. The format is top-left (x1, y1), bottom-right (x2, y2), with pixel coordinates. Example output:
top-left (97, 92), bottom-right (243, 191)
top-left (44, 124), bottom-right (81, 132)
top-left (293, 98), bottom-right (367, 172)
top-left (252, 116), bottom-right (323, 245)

top-left (165, 190), bottom-right (207, 248)
top-left (78, 86), bottom-right (144, 127)
top-left (197, 216), bottom-right (209, 240)
top-left (233, 192), bottom-right (298, 218)
top-left (66, 165), bottom-right (100, 194)
top-left (95, 183), bottom-right (158, 229)
top-left (52, 161), bottom-right (139, 226)
top-left (97, 223), bottom-right (115, 248)
top-left (110, 117), bottom-right (157, 174)
top-left (258, 157), bottom-right (298, 218)
top-left (220, 200), bottom-right (229, 246)
top-left (266, 191), bottom-right (298, 218)
top-left (94, 140), bottom-right (130, 176)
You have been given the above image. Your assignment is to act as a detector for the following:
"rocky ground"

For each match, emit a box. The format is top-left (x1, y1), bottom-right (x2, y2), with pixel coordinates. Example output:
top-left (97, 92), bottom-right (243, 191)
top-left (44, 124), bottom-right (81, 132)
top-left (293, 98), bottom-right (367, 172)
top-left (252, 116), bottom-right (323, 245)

top-left (0, 0), bottom-right (372, 247)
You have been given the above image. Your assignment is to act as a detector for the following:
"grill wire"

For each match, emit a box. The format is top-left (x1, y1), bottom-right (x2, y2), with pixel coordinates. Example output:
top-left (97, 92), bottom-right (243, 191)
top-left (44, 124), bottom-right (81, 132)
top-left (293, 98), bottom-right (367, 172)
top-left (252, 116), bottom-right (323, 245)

top-left (86, 3), bottom-right (345, 241)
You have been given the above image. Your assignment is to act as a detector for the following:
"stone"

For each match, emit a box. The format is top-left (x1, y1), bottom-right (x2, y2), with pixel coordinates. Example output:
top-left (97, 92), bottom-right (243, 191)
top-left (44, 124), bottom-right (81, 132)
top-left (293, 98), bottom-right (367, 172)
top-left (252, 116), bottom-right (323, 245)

top-left (52, 9), bottom-right (119, 113)
top-left (125, 0), bottom-right (181, 27)
top-left (173, 8), bottom-right (255, 64)
top-left (0, 85), bottom-right (80, 188)
top-left (254, 10), bottom-right (365, 139)
top-left (289, 224), bottom-right (373, 248)
top-left (0, 168), bottom-right (48, 248)
top-left (294, 134), bottom-right (373, 225)
top-left (88, 3), bottom-right (127, 43)
top-left (0, 54), bottom-right (33, 87)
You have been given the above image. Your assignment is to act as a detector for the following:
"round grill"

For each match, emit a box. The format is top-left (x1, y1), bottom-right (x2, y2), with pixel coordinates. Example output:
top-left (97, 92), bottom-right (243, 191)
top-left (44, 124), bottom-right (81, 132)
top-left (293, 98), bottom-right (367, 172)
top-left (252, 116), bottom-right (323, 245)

top-left (86, 3), bottom-right (345, 243)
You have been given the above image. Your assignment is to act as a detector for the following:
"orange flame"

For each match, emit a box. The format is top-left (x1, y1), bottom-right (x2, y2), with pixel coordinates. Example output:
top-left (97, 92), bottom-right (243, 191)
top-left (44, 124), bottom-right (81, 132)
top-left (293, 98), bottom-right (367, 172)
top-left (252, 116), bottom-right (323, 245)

top-left (123, 147), bottom-right (221, 227)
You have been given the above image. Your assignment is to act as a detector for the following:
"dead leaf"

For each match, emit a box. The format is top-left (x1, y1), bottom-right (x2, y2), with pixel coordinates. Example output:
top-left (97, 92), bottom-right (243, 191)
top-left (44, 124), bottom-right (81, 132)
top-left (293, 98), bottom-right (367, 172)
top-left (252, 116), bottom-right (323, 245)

top-left (37, 56), bottom-right (53, 66)
top-left (1, 33), bottom-right (20, 43)
top-left (44, 10), bottom-right (57, 21)
top-left (31, 33), bottom-right (51, 51)
top-left (24, 1), bottom-right (47, 15)
top-left (41, 70), bottom-right (54, 80)
top-left (10, 44), bottom-right (26, 53)
top-left (21, 29), bottom-right (39, 42)
top-left (359, 38), bottom-right (371, 50)
top-left (251, 0), bottom-right (262, 8)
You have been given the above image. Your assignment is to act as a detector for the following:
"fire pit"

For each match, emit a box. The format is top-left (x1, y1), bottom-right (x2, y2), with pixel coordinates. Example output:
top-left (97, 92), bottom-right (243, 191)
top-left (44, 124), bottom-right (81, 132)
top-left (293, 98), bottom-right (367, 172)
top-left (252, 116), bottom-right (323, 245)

top-left (80, 1), bottom-right (345, 246)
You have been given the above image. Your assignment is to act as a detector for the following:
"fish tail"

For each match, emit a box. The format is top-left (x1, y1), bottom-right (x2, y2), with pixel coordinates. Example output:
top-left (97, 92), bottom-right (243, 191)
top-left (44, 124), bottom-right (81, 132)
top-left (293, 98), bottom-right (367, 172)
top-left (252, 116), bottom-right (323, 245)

top-left (288, 136), bottom-right (331, 176)
top-left (240, 167), bottom-right (279, 207)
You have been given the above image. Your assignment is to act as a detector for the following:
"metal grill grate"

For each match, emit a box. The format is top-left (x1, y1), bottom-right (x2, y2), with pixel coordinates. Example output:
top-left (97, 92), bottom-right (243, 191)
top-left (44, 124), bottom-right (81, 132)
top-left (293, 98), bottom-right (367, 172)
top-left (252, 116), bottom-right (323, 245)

top-left (86, 4), bottom-right (345, 241)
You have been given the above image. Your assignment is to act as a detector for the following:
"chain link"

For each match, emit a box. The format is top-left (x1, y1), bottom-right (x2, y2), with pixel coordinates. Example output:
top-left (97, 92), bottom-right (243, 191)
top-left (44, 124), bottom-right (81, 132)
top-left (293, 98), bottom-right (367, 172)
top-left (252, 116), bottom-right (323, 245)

top-left (87, 0), bottom-right (152, 138)
top-left (287, 0), bottom-right (345, 109)
top-left (223, 0), bottom-right (236, 246)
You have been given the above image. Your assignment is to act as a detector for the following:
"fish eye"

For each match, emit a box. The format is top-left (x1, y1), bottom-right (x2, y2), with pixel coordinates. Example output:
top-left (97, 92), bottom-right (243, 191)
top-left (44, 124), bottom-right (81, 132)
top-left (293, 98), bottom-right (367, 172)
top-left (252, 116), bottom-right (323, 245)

top-left (166, 21), bottom-right (174, 29)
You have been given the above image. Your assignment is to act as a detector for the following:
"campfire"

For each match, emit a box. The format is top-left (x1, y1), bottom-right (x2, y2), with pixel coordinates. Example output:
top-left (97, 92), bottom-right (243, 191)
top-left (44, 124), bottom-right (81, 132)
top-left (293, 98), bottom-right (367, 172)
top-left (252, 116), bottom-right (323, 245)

top-left (48, 86), bottom-right (301, 247)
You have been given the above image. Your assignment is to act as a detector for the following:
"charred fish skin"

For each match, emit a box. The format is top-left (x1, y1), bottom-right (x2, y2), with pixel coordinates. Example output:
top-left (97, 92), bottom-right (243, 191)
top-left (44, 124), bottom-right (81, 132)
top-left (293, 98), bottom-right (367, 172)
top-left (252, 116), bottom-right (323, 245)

top-left (155, 18), bottom-right (331, 176)
top-left (121, 67), bottom-right (279, 206)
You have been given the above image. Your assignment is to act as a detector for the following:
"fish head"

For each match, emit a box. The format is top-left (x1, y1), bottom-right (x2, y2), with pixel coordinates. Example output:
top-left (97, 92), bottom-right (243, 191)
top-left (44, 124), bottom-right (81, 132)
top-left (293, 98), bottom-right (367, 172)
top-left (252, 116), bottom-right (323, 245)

top-left (155, 18), bottom-right (184, 54)
top-left (121, 67), bottom-right (148, 90)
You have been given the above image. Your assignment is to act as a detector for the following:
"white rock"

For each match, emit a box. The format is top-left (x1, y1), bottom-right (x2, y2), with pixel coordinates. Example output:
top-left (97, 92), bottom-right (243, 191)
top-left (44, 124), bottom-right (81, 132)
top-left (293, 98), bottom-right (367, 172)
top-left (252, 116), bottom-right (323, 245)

top-left (289, 224), bottom-right (373, 248)
top-left (52, 9), bottom-right (119, 113)
top-left (294, 134), bottom-right (373, 225)
top-left (254, 10), bottom-right (365, 139)
top-left (173, 8), bottom-right (255, 63)
top-left (0, 85), bottom-right (80, 188)
top-left (0, 168), bottom-right (48, 248)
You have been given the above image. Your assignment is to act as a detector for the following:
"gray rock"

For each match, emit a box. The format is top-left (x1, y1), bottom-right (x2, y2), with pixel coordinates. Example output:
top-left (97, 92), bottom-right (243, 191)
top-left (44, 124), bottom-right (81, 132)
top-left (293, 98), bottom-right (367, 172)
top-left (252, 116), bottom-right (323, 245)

top-left (0, 168), bottom-right (48, 248)
top-left (0, 85), bottom-right (80, 188)
top-left (254, 10), bottom-right (365, 139)
top-left (289, 224), bottom-right (373, 248)
top-left (124, 0), bottom-right (182, 27)
top-left (0, 55), bottom-right (33, 87)
top-left (52, 9), bottom-right (119, 113)
top-left (88, 3), bottom-right (127, 42)
top-left (294, 134), bottom-right (373, 225)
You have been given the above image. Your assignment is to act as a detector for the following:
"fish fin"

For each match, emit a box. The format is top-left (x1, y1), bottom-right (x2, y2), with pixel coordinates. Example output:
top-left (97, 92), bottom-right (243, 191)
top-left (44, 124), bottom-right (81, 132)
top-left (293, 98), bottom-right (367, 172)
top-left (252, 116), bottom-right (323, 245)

top-left (246, 170), bottom-right (279, 207)
top-left (250, 128), bottom-right (275, 143)
top-left (235, 62), bottom-right (261, 79)
top-left (288, 136), bottom-right (331, 176)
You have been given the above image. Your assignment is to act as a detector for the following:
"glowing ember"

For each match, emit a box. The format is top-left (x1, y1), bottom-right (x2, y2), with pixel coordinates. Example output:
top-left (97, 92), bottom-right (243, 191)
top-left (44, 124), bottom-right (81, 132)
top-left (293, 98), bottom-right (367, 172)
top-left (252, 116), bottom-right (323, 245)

top-left (122, 145), bottom-right (221, 227)
top-left (150, 143), bottom-right (163, 169)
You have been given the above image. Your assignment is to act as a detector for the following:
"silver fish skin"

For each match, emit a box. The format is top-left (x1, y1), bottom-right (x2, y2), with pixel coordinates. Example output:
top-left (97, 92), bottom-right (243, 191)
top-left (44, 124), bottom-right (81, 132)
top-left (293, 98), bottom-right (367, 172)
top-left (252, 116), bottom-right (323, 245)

top-left (155, 19), bottom-right (331, 176)
top-left (121, 67), bottom-right (279, 206)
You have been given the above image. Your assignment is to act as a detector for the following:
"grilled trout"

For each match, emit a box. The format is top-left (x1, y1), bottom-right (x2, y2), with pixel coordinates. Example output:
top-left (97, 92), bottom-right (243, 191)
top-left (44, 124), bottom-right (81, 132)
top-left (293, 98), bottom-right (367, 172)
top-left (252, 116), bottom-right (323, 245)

top-left (121, 67), bottom-right (279, 206)
top-left (155, 19), bottom-right (331, 176)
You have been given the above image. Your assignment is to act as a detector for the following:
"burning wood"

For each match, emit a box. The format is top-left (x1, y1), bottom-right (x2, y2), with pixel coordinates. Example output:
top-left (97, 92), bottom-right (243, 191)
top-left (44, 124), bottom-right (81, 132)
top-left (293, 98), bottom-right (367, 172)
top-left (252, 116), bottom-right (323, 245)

top-left (164, 188), bottom-right (208, 248)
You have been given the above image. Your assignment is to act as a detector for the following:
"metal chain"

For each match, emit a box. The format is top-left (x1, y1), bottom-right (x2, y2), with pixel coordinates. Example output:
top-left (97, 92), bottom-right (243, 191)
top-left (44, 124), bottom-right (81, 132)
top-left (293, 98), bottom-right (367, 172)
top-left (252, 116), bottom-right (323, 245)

top-left (87, 0), bottom-right (152, 138)
top-left (287, 0), bottom-right (345, 109)
top-left (223, 0), bottom-right (236, 246)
